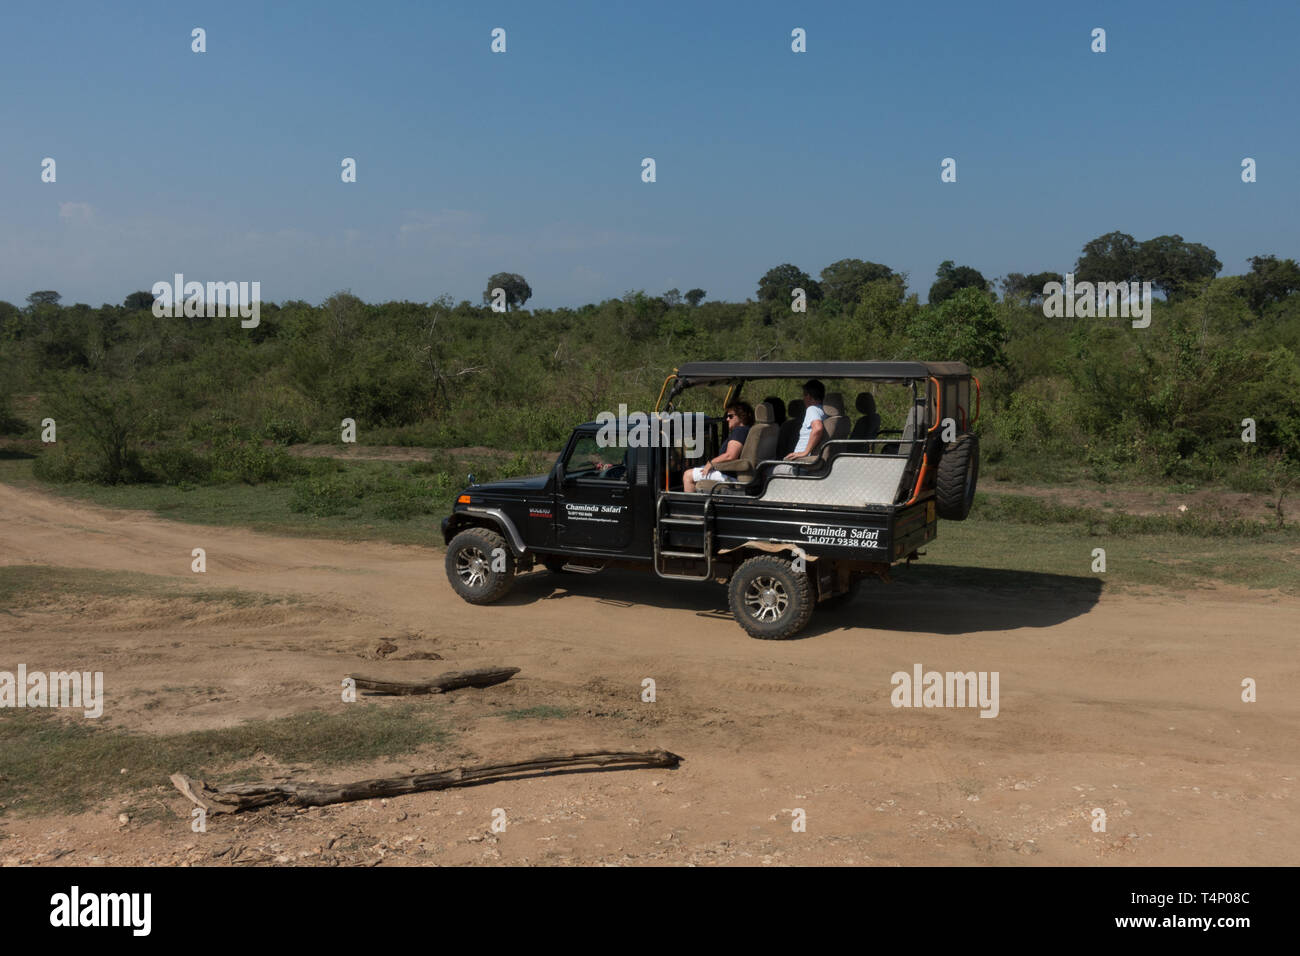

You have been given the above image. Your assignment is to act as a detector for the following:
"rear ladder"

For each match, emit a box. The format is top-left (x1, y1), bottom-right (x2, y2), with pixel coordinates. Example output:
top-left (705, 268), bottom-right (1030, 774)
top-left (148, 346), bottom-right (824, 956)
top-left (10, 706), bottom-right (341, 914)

top-left (654, 493), bottom-right (715, 580)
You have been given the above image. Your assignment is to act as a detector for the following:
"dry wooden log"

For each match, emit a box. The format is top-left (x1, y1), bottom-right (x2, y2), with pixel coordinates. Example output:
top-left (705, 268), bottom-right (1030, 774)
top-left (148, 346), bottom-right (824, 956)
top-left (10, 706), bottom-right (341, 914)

top-left (171, 749), bottom-right (683, 815)
top-left (345, 665), bottom-right (519, 696)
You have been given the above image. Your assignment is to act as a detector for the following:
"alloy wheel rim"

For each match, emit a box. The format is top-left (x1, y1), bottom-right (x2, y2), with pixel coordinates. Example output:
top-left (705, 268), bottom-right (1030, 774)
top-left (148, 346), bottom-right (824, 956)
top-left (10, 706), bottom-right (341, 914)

top-left (456, 546), bottom-right (490, 588)
top-left (744, 575), bottom-right (788, 622)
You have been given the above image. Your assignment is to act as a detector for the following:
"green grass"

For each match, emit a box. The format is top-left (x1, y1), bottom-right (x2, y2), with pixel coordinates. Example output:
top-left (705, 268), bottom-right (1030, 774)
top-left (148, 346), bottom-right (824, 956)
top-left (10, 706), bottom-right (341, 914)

top-left (0, 705), bottom-right (450, 817)
top-left (971, 491), bottom-right (1293, 538)
top-left (0, 564), bottom-right (302, 610)
top-left (929, 505), bottom-right (1299, 594)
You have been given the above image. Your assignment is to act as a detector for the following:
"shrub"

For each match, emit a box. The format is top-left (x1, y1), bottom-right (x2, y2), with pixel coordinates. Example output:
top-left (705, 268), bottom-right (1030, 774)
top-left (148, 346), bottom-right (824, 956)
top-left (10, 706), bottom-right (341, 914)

top-left (143, 445), bottom-right (212, 485)
top-left (259, 418), bottom-right (308, 445)
top-left (32, 444), bottom-right (88, 483)
top-left (208, 438), bottom-right (298, 484)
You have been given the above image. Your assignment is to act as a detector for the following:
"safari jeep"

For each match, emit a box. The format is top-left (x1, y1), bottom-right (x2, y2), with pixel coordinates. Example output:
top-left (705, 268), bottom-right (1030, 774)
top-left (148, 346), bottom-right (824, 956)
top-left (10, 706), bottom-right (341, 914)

top-left (441, 361), bottom-right (980, 640)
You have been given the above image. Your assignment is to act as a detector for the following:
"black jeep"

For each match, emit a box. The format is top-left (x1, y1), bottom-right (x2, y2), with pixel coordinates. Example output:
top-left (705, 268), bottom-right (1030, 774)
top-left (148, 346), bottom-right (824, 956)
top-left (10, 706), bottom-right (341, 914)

top-left (441, 361), bottom-right (980, 639)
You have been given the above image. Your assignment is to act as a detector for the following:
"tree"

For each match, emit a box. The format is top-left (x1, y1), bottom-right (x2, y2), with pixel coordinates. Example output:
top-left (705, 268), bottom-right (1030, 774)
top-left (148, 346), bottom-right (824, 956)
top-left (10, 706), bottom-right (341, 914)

top-left (928, 261), bottom-right (989, 306)
top-left (907, 287), bottom-right (1007, 368)
top-left (0, 301), bottom-right (20, 342)
top-left (482, 273), bottom-right (532, 311)
top-left (1134, 235), bottom-right (1221, 301)
top-left (45, 372), bottom-right (146, 483)
top-left (662, 288), bottom-right (683, 307)
top-left (123, 291), bottom-right (156, 310)
top-left (757, 264), bottom-right (821, 304)
top-left (1240, 255), bottom-right (1300, 314)
top-left (1075, 231), bottom-right (1141, 288)
top-left (853, 275), bottom-right (915, 336)
top-left (684, 288), bottom-right (706, 307)
top-left (819, 259), bottom-right (894, 306)
top-left (26, 290), bottom-right (61, 308)
top-left (1002, 271), bottom-right (1064, 304)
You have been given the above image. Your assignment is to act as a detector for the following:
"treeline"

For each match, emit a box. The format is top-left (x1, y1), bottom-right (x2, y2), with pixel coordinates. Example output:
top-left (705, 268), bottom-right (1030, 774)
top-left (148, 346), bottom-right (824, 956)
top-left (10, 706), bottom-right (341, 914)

top-left (1, 247), bottom-right (1298, 493)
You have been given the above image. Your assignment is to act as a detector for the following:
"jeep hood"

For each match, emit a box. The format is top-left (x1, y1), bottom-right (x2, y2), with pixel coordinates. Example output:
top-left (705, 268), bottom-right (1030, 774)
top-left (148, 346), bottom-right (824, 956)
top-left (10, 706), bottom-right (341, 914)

top-left (466, 474), bottom-right (551, 495)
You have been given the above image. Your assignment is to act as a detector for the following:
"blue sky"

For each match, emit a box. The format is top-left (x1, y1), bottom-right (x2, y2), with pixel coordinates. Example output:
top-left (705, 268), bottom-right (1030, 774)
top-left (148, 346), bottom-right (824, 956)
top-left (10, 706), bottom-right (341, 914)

top-left (2, 0), bottom-right (1297, 308)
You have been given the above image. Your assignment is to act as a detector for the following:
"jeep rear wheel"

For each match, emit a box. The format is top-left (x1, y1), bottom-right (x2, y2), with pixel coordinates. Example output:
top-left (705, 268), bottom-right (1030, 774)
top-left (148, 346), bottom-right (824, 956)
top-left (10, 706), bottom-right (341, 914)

top-left (728, 555), bottom-right (815, 640)
top-left (935, 433), bottom-right (979, 520)
top-left (445, 528), bottom-right (516, 604)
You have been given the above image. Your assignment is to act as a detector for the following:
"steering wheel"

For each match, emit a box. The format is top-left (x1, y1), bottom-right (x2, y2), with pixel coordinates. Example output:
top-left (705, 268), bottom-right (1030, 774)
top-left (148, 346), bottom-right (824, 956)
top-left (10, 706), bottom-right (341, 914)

top-left (603, 464), bottom-right (627, 480)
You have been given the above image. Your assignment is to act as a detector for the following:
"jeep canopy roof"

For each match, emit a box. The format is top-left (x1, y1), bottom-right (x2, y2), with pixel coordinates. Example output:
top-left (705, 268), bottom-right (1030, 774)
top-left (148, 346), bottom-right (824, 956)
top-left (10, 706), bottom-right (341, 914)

top-left (663, 361), bottom-right (970, 406)
top-left (672, 360), bottom-right (969, 383)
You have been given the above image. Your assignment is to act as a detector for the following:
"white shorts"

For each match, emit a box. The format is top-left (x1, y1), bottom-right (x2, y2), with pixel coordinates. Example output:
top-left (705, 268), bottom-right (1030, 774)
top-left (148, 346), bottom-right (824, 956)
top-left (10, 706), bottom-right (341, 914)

top-left (691, 466), bottom-right (726, 482)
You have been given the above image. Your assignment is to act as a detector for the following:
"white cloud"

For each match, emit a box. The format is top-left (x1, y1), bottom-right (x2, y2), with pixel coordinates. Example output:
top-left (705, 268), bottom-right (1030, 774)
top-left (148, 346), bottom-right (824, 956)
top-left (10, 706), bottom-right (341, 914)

top-left (58, 201), bottom-right (93, 223)
top-left (398, 209), bottom-right (482, 240)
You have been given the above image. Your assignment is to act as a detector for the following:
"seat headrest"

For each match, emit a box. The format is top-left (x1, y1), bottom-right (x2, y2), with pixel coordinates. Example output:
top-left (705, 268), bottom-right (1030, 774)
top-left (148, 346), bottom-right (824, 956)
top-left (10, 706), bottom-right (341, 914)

top-left (787, 399), bottom-right (804, 418)
top-left (755, 402), bottom-right (774, 424)
top-left (855, 392), bottom-right (876, 415)
top-left (824, 392), bottom-right (846, 417)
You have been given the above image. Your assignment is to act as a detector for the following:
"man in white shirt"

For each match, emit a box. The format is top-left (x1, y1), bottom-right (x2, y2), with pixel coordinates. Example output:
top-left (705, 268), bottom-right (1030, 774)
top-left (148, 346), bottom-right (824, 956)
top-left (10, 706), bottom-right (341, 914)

top-left (784, 379), bottom-right (826, 460)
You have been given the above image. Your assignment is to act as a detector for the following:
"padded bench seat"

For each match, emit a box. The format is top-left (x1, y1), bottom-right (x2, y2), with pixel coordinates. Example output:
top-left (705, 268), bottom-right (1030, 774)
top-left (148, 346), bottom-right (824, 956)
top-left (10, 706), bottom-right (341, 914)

top-left (759, 454), bottom-right (909, 507)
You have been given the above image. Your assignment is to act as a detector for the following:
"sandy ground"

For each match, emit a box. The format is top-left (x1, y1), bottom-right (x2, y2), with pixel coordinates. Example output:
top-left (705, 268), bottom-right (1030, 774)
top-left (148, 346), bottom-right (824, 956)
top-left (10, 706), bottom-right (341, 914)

top-left (0, 482), bottom-right (1296, 866)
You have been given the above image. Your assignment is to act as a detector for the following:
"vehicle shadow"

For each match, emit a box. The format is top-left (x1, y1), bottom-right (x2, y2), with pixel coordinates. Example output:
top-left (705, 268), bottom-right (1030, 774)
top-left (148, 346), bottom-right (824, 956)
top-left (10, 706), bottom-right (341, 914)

top-left (501, 568), bottom-right (728, 615)
top-left (497, 564), bottom-right (1102, 636)
top-left (808, 564), bottom-right (1103, 636)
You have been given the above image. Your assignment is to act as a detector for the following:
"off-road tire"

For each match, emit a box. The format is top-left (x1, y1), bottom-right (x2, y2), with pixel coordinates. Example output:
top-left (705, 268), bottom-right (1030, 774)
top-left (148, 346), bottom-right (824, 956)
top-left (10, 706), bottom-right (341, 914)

top-left (728, 555), bottom-right (815, 640)
top-left (935, 433), bottom-right (979, 521)
top-left (445, 528), bottom-right (516, 604)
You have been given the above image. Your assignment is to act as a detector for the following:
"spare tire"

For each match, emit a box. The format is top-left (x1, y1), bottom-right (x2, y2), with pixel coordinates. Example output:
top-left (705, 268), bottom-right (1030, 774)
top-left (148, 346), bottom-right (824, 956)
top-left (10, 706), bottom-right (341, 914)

top-left (935, 433), bottom-right (979, 520)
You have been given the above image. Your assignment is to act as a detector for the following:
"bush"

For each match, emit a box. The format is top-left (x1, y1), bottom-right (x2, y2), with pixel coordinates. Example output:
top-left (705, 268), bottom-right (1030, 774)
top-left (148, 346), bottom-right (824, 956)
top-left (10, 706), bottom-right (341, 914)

top-left (259, 417), bottom-right (308, 445)
top-left (0, 393), bottom-right (23, 435)
top-left (33, 442), bottom-right (145, 484)
top-left (143, 445), bottom-right (213, 485)
top-left (907, 288), bottom-right (1008, 368)
top-left (42, 373), bottom-right (149, 483)
top-left (208, 438), bottom-right (298, 484)
top-left (32, 444), bottom-right (88, 483)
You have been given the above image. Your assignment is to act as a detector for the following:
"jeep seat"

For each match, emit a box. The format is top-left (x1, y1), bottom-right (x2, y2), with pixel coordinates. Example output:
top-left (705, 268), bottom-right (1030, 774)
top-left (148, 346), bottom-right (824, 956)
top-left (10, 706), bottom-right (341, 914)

top-left (823, 393), bottom-right (850, 445)
top-left (850, 392), bottom-right (881, 442)
top-left (776, 399), bottom-right (804, 457)
top-left (783, 394), bottom-right (849, 473)
top-left (698, 402), bottom-right (780, 493)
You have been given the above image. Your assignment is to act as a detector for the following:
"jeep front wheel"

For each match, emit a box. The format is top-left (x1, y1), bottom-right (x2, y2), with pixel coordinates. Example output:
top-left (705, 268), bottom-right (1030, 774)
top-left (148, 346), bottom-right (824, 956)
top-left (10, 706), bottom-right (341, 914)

top-left (445, 528), bottom-right (516, 604)
top-left (728, 555), bottom-right (815, 640)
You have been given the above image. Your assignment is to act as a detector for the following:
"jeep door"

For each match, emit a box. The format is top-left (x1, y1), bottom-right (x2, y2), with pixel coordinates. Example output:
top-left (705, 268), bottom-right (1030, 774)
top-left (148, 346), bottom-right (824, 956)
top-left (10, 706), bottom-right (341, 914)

top-left (554, 429), bottom-right (634, 552)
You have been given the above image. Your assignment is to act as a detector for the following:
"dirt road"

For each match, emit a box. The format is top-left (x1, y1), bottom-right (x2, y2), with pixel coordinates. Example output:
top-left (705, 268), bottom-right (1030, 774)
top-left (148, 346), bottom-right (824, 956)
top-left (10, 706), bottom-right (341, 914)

top-left (1, 482), bottom-right (1296, 866)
